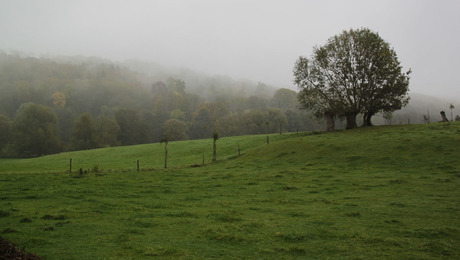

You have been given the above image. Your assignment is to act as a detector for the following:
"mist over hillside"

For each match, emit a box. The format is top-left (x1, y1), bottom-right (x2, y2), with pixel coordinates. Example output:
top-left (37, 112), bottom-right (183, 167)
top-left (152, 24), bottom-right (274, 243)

top-left (0, 51), bottom-right (311, 157)
top-left (0, 51), bottom-right (458, 157)
top-left (122, 59), bottom-right (277, 99)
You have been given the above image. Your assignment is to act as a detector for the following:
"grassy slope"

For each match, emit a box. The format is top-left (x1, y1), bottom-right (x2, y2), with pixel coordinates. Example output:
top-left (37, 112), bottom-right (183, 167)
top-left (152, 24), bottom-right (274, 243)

top-left (0, 123), bottom-right (459, 259)
top-left (0, 134), bottom-right (290, 173)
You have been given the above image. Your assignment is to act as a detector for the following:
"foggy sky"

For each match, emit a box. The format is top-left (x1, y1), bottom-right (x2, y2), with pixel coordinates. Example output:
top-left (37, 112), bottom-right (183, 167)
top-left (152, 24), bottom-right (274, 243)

top-left (1, 0), bottom-right (459, 99)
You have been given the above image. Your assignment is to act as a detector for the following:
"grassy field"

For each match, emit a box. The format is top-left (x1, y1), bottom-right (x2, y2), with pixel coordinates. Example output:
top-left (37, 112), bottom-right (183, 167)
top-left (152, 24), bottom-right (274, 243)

top-left (1, 123), bottom-right (459, 259)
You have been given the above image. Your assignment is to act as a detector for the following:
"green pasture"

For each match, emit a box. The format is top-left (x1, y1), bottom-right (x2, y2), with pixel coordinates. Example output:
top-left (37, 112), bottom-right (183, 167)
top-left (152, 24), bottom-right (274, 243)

top-left (1, 123), bottom-right (459, 259)
top-left (0, 134), bottom-right (291, 173)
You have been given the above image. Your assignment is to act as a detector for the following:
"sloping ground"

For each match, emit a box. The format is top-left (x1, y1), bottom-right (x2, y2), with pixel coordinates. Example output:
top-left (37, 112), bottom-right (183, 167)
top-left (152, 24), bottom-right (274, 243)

top-left (246, 123), bottom-right (460, 172)
top-left (0, 133), bottom-right (293, 173)
top-left (0, 122), bottom-right (458, 258)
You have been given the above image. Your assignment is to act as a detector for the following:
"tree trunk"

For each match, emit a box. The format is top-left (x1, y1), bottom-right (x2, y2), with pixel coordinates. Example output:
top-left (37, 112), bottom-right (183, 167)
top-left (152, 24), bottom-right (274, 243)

top-left (279, 119), bottom-right (282, 134)
top-left (213, 140), bottom-right (217, 162)
top-left (440, 111), bottom-right (449, 122)
top-left (345, 113), bottom-right (357, 129)
top-left (326, 114), bottom-right (335, 132)
top-left (164, 147), bottom-right (168, 168)
top-left (362, 112), bottom-right (374, 127)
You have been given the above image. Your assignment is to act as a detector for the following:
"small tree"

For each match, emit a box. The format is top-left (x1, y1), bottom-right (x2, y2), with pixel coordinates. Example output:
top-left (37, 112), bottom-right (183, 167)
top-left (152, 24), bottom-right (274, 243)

top-left (212, 130), bottom-right (219, 162)
top-left (160, 136), bottom-right (169, 169)
top-left (449, 104), bottom-right (455, 121)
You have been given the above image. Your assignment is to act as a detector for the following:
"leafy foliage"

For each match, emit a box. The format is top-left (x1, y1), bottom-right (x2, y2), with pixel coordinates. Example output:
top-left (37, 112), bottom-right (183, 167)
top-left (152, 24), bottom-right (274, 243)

top-left (115, 109), bottom-right (150, 146)
top-left (0, 114), bottom-right (11, 154)
top-left (162, 119), bottom-right (188, 141)
top-left (71, 113), bottom-right (97, 150)
top-left (9, 103), bottom-right (61, 157)
top-left (0, 53), bottom-right (318, 158)
top-left (294, 28), bottom-right (410, 129)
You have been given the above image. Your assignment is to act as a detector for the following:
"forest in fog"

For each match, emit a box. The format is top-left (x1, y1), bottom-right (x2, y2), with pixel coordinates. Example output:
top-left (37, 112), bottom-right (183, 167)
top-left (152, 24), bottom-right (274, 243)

top-left (0, 51), bottom-right (456, 157)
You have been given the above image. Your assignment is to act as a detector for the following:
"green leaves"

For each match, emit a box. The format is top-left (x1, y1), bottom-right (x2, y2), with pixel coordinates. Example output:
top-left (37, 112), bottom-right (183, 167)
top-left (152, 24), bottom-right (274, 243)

top-left (294, 28), bottom-right (410, 129)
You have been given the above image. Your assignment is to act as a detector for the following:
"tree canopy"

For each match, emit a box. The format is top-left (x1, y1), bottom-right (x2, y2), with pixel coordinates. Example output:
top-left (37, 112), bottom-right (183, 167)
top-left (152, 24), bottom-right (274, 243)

top-left (9, 103), bottom-right (61, 157)
top-left (294, 28), bottom-right (411, 130)
top-left (71, 113), bottom-right (98, 150)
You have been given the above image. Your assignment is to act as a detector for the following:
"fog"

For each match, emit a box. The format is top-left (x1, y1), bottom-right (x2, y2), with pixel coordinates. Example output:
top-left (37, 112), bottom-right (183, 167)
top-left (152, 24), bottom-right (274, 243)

top-left (1, 0), bottom-right (459, 99)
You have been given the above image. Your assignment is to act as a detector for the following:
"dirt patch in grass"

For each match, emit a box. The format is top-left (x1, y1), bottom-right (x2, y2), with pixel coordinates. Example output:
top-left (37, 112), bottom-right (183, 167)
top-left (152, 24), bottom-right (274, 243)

top-left (0, 235), bottom-right (42, 259)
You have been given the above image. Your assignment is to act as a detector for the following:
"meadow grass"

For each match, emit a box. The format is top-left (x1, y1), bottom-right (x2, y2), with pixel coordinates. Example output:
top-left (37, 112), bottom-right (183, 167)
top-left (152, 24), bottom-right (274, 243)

top-left (0, 122), bottom-right (459, 259)
top-left (0, 134), bottom-right (292, 173)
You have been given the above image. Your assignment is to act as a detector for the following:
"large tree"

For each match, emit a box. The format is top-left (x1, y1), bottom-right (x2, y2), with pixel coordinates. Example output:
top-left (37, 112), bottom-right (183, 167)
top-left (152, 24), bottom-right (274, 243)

top-left (10, 103), bottom-right (61, 157)
top-left (294, 28), bottom-right (410, 130)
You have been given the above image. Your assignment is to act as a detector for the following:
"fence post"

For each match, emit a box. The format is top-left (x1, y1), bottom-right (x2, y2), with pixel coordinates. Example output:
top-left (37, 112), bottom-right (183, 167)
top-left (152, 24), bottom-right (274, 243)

top-left (69, 158), bottom-right (72, 173)
top-left (164, 149), bottom-right (168, 169)
top-left (137, 160), bottom-right (139, 172)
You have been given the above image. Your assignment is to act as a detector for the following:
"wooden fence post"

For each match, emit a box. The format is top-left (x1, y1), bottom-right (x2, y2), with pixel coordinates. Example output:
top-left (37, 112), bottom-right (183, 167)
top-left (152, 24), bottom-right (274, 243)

top-left (164, 148), bottom-right (168, 169)
top-left (137, 160), bottom-right (139, 172)
top-left (69, 158), bottom-right (72, 173)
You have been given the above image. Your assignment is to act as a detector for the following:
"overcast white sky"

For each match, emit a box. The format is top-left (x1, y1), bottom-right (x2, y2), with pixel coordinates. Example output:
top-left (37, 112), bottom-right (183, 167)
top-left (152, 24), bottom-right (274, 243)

top-left (1, 0), bottom-right (459, 99)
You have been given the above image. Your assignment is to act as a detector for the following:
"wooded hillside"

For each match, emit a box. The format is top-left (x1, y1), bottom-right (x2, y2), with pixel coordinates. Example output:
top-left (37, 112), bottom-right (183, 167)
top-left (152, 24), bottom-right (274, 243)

top-left (0, 52), bottom-right (316, 157)
top-left (1, 51), bottom-right (457, 157)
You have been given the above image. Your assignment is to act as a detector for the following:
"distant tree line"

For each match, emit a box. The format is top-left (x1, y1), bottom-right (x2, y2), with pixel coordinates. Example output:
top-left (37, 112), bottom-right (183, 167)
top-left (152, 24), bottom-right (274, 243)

top-left (0, 52), bottom-right (318, 158)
